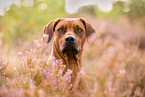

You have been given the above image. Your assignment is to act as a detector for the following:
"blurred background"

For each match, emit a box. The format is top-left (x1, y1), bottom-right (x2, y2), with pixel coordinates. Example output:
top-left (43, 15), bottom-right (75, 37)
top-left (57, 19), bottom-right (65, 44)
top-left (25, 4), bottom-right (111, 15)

top-left (0, 0), bottom-right (145, 96)
top-left (0, 0), bottom-right (145, 73)
top-left (0, 0), bottom-right (145, 74)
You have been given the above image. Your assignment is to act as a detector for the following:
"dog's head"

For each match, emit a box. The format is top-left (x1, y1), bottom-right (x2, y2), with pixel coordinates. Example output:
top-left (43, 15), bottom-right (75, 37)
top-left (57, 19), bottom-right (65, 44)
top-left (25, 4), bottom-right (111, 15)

top-left (43, 18), bottom-right (95, 55)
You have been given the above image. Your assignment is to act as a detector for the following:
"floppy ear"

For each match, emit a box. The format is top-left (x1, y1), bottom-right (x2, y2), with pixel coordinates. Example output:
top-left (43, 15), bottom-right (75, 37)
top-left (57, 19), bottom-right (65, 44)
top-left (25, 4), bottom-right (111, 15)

top-left (79, 18), bottom-right (99, 45)
top-left (79, 18), bottom-right (96, 37)
top-left (43, 19), bottom-right (61, 43)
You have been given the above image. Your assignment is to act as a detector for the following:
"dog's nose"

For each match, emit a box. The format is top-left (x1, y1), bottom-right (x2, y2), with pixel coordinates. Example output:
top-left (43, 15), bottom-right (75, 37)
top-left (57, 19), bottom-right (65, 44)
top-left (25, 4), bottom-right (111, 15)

top-left (65, 35), bottom-right (75, 42)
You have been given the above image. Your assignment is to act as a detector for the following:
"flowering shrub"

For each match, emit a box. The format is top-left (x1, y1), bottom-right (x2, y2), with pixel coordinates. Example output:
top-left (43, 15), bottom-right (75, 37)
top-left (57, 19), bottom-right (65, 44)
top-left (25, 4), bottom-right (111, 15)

top-left (0, 36), bottom-right (145, 97)
top-left (0, 58), bottom-right (8, 93)
top-left (0, 40), bottom-right (75, 97)
top-left (83, 37), bottom-right (145, 97)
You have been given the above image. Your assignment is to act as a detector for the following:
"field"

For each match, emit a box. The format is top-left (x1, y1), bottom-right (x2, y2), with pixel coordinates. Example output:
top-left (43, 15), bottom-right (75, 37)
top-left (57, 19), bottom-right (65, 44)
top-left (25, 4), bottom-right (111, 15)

top-left (0, 0), bottom-right (145, 97)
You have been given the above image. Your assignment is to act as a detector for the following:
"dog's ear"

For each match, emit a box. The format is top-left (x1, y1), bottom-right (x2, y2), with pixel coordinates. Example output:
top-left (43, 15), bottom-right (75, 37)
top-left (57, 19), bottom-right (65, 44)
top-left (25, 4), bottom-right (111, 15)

top-left (79, 18), bottom-right (99, 45)
top-left (43, 19), bottom-right (61, 43)
top-left (79, 18), bottom-right (95, 37)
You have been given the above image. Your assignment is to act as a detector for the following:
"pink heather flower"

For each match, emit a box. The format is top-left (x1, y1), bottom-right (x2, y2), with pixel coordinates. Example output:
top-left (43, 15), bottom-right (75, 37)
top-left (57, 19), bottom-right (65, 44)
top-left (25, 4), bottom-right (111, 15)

top-left (55, 86), bottom-right (58, 89)
top-left (42, 69), bottom-right (47, 77)
top-left (30, 79), bottom-right (33, 83)
top-left (69, 84), bottom-right (72, 90)
top-left (67, 69), bottom-right (72, 74)
top-left (51, 56), bottom-right (56, 61)
top-left (57, 79), bottom-right (60, 83)
top-left (33, 40), bottom-right (41, 48)
top-left (52, 62), bottom-right (56, 67)
top-left (107, 34), bottom-right (113, 39)
top-left (13, 67), bottom-right (17, 71)
top-left (38, 89), bottom-right (44, 94)
top-left (17, 51), bottom-right (23, 56)
top-left (37, 43), bottom-right (41, 47)
top-left (104, 90), bottom-right (107, 94)
top-left (58, 70), bottom-right (63, 76)
top-left (68, 76), bottom-right (71, 83)
top-left (62, 65), bottom-right (66, 68)
top-left (56, 59), bottom-right (63, 65)
top-left (119, 69), bottom-right (126, 74)
top-left (79, 70), bottom-right (85, 75)
top-left (60, 76), bottom-right (62, 80)
top-left (3, 89), bottom-right (8, 95)
top-left (59, 65), bottom-right (66, 74)
top-left (50, 73), bottom-right (53, 76)
top-left (30, 49), bottom-right (33, 52)
top-left (33, 40), bottom-right (38, 44)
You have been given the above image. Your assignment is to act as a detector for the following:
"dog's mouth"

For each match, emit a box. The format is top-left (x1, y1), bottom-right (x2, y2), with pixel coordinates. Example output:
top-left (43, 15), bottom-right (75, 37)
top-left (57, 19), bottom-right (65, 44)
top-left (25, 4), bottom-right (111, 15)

top-left (61, 44), bottom-right (81, 55)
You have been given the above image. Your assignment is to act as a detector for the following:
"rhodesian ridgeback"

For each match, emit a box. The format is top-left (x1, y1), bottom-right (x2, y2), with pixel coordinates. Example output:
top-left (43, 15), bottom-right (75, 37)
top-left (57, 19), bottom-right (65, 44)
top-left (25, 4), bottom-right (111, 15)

top-left (43, 18), bottom-right (95, 92)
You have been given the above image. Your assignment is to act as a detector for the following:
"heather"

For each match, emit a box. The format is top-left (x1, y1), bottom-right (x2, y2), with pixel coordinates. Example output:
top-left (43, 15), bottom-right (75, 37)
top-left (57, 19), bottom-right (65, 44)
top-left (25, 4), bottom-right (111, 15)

top-left (1, 34), bottom-right (145, 96)
top-left (0, 0), bottom-right (145, 97)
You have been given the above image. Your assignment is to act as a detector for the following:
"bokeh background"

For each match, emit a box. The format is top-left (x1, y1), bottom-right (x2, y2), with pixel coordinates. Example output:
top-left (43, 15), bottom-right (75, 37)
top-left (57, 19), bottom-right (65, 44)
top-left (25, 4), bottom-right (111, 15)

top-left (0, 0), bottom-right (145, 96)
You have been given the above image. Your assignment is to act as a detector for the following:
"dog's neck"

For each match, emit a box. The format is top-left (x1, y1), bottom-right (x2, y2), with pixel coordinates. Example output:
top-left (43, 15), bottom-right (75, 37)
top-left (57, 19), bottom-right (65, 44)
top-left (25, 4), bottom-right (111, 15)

top-left (52, 41), bottom-right (83, 83)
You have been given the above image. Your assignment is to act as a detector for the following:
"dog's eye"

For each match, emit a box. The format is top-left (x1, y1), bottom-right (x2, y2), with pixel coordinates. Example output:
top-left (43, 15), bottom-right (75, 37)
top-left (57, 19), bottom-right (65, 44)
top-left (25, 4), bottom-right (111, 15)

top-left (76, 29), bottom-right (83, 33)
top-left (57, 28), bottom-right (64, 33)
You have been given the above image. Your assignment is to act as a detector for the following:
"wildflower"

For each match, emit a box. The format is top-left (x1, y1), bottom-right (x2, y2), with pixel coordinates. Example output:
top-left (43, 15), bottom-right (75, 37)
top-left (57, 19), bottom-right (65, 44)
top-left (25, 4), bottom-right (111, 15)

top-left (42, 69), bottom-right (47, 77)
top-left (37, 43), bottom-right (41, 47)
top-left (67, 69), bottom-right (72, 75)
top-left (58, 70), bottom-right (63, 76)
top-left (30, 79), bottom-right (33, 83)
top-left (104, 90), bottom-right (107, 94)
top-left (55, 86), bottom-right (57, 89)
top-left (57, 78), bottom-right (60, 83)
top-left (33, 40), bottom-right (38, 45)
top-left (50, 73), bottom-right (53, 76)
top-left (108, 46), bottom-right (115, 53)
top-left (38, 89), bottom-right (44, 94)
top-left (33, 40), bottom-right (41, 48)
top-left (119, 69), bottom-right (126, 74)
top-left (51, 57), bottom-right (56, 66)
top-left (107, 34), bottom-right (112, 39)
top-left (68, 76), bottom-right (71, 83)
top-left (30, 49), bottom-right (33, 52)
top-left (62, 65), bottom-right (66, 68)
top-left (13, 67), bottom-right (17, 71)
top-left (17, 51), bottom-right (23, 57)
top-left (79, 70), bottom-right (85, 75)
top-left (69, 84), bottom-right (72, 90)
top-left (57, 59), bottom-right (63, 65)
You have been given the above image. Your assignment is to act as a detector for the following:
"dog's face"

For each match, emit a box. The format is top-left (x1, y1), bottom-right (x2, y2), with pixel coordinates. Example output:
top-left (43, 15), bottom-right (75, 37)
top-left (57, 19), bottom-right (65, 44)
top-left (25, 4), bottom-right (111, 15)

top-left (43, 18), bottom-right (95, 55)
top-left (54, 19), bottom-right (86, 54)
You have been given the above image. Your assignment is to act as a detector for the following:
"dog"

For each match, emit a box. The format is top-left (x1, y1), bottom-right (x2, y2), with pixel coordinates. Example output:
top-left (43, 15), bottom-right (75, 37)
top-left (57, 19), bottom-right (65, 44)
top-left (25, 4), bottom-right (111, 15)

top-left (43, 18), bottom-right (96, 92)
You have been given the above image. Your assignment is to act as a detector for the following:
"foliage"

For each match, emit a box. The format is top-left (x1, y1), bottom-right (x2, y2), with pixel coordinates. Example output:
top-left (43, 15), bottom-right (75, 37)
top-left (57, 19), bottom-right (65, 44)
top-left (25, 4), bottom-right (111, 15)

top-left (127, 0), bottom-right (145, 20)
top-left (96, 0), bottom-right (145, 21)
top-left (0, 0), bottom-right (66, 45)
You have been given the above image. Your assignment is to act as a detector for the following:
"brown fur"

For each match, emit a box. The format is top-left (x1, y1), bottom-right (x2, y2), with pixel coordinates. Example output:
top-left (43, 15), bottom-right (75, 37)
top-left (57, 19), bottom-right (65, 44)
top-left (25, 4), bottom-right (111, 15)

top-left (43, 18), bottom-right (95, 92)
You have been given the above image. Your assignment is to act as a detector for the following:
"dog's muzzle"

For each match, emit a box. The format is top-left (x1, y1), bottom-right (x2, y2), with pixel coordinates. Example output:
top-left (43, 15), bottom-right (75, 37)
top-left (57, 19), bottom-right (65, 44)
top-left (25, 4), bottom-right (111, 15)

top-left (61, 35), bottom-right (81, 54)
